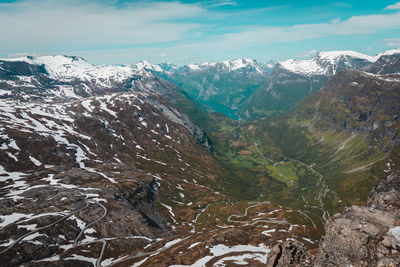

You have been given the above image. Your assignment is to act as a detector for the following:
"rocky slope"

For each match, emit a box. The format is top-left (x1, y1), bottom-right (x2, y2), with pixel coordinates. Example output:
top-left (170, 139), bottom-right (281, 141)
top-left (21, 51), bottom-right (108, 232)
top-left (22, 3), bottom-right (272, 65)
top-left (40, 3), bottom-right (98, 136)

top-left (0, 56), bottom-right (224, 265)
top-left (314, 162), bottom-right (400, 266)
top-left (0, 91), bottom-right (224, 265)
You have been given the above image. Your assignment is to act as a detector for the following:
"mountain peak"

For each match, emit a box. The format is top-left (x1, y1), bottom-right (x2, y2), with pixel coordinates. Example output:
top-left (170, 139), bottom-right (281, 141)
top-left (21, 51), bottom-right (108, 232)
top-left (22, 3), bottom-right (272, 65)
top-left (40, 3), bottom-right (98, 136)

top-left (183, 58), bottom-right (264, 73)
top-left (376, 48), bottom-right (400, 57)
top-left (315, 50), bottom-right (376, 62)
top-left (278, 50), bottom-right (377, 76)
top-left (221, 58), bottom-right (256, 70)
top-left (278, 58), bottom-right (326, 76)
top-left (136, 60), bottom-right (163, 72)
top-left (0, 55), bottom-right (88, 65)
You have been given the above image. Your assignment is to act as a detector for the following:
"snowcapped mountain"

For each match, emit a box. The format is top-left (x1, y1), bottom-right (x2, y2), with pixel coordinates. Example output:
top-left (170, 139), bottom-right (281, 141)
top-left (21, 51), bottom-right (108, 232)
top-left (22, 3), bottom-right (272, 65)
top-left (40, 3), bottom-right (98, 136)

top-left (277, 49), bottom-right (400, 76)
top-left (1, 55), bottom-right (135, 85)
top-left (364, 48), bottom-right (400, 74)
top-left (143, 58), bottom-right (273, 119)
top-left (183, 58), bottom-right (270, 74)
top-left (239, 49), bottom-right (400, 119)
top-left (375, 48), bottom-right (400, 58)
top-left (0, 55), bottom-right (177, 102)
top-left (278, 51), bottom-right (375, 76)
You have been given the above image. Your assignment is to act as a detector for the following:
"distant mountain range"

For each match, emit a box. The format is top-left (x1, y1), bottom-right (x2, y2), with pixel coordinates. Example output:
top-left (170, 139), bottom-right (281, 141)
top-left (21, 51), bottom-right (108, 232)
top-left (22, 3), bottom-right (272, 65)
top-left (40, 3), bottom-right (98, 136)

top-left (134, 49), bottom-right (400, 120)
top-left (239, 49), bottom-right (400, 119)
top-left (141, 58), bottom-right (274, 119)
top-left (2, 49), bottom-right (399, 120)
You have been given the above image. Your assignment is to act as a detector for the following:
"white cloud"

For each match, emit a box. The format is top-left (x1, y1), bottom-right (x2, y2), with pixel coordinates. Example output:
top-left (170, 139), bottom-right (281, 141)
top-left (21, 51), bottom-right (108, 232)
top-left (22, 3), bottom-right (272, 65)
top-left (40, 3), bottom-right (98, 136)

top-left (0, 0), bottom-right (204, 52)
top-left (2, 0), bottom-right (400, 64)
top-left (385, 2), bottom-right (400, 10)
top-left (7, 52), bottom-right (40, 58)
top-left (203, 1), bottom-right (237, 7)
top-left (383, 38), bottom-right (400, 46)
top-left (219, 11), bottom-right (400, 46)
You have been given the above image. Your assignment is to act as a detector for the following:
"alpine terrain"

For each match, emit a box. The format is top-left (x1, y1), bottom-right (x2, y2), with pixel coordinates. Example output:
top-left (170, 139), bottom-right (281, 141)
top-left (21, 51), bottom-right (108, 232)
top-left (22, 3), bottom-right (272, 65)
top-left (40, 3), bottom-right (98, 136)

top-left (0, 48), bottom-right (399, 267)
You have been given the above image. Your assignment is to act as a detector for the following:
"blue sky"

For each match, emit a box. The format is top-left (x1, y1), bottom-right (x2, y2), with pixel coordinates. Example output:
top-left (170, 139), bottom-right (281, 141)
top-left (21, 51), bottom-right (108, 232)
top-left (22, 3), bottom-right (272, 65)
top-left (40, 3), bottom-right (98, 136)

top-left (0, 0), bottom-right (400, 65)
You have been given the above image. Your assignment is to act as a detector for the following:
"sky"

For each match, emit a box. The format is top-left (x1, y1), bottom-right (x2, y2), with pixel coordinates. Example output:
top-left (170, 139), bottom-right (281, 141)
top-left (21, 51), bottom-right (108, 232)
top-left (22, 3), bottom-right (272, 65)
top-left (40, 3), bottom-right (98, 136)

top-left (0, 0), bottom-right (400, 65)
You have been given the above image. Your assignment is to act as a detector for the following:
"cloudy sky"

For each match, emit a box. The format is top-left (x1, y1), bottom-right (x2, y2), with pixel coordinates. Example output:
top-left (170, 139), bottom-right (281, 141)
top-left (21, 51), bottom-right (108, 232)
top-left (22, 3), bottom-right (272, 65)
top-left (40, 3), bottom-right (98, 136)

top-left (1, 0), bottom-right (400, 64)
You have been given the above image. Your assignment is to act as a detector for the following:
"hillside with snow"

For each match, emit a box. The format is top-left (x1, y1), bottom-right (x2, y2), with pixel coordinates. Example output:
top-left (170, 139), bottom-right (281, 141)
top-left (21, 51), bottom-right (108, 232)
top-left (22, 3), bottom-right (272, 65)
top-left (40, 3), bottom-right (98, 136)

top-left (277, 49), bottom-right (400, 76)
top-left (239, 49), bottom-right (400, 119)
top-left (0, 55), bottom-right (178, 102)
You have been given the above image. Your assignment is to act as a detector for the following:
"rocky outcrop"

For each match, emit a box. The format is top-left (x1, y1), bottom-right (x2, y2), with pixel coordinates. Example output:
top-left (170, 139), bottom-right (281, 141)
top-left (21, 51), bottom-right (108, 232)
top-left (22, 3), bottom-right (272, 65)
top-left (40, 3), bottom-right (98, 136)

top-left (267, 240), bottom-right (313, 267)
top-left (314, 205), bottom-right (399, 266)
top-left (147, 97), bottom-right (213, 152)
top-left (313, 169), bottom-right (400, 267)
top-left (367, 169), bottom-right (400, 212)
top-left (267, 160), bottom-right (400, 266)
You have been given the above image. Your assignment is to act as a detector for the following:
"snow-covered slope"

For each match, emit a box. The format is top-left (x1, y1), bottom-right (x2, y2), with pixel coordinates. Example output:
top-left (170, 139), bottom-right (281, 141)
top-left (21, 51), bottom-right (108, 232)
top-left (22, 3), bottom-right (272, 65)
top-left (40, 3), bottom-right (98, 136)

top-left (2, 56), bottom-right (135, 84)
top-left (375, 48), bottom-right (400, 58)
top-left (365, 49), bottom-right (400, 75)
top-left (278, 51), bottom-right (375, 76)
top-left (0, 90), bottom-right (221, 265)
top-left (0, 55), bottom-right (178, 102)
top-left (278, 49), bottom-right (400, 76)
top-left (184, 58), bottom-right (269, 75)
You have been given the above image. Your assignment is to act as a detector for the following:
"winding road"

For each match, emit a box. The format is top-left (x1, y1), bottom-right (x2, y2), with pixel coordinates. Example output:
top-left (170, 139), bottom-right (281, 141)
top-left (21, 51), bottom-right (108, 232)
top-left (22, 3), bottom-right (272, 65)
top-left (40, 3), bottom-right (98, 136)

top-left (227, 201), bottom-right (271, 224)
top-left (253, 142), bottom-right (331, 226)
top-left (74, 202), bottom-right (107, 245)
top-left (0, 199), bottom-right (89, 255)
top-left (72, 201), bottom-right (108, 266)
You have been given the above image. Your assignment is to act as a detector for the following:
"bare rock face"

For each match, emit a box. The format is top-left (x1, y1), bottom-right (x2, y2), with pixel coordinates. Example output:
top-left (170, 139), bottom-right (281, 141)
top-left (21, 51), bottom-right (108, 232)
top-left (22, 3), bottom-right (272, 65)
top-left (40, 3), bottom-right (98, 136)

top-left (368, 169), bottom-right (400, 212)
top-left (314, 206), bottom-right (399, 266)
top-left (314, 170), bottom-right (400, 267)
top-left (267, 240), bottom-right (313, 267)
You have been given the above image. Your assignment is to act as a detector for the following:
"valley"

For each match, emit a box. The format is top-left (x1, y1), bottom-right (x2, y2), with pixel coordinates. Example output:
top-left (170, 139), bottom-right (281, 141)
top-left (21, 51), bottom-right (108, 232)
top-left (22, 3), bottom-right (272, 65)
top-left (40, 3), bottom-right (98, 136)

top-left (0, 49), bottom-right (399, 266)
